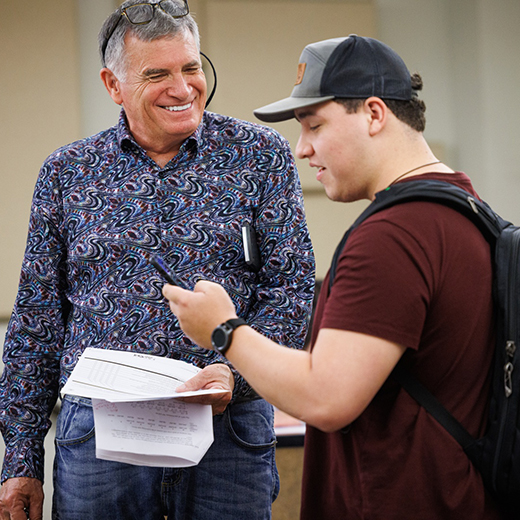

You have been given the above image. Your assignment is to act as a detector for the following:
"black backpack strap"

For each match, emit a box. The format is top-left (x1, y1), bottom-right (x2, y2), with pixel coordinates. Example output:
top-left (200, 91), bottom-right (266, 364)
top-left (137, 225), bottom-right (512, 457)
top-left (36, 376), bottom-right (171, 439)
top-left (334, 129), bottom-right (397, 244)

top-left (391, 361), bottom-right (476, 451)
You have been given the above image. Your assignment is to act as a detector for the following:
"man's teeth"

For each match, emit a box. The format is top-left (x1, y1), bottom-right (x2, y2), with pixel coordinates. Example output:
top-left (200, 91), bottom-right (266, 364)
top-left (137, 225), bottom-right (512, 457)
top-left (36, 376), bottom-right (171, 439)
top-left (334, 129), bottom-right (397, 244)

top-left (164, 103), bottom-right (191, 112)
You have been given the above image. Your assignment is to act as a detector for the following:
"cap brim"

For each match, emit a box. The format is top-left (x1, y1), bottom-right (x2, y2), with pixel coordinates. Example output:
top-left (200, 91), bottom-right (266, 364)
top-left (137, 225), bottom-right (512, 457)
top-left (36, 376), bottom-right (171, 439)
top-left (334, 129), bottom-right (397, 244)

top-left (253, 95), bottom-right (335, 123)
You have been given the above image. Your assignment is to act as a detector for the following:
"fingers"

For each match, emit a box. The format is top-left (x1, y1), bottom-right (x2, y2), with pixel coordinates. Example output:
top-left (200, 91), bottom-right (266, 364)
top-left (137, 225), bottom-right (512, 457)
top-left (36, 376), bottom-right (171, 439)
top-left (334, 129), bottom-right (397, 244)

top-left (27, 500), bottom-right (43, 520)
top-left (162, 280), bottom-right (238, 349)
top-left (194, 364), bottom-right (235, 391)
top-left (176, 371), bottom-right (206, 393)
top-left (176, 364), bottom-right (235, 414)
top-left (0, 478), bottom-right (43, 520)
top-left (209, 392), bottom-right (233, 415)
top-left (174, 390), bottom-right (232, 413)
top-left (162, 279), bottom-right (213, 301)
top-left (178, 364), bottom-right (235, 393)
top-left (162, 283), bottom-right (189, 312)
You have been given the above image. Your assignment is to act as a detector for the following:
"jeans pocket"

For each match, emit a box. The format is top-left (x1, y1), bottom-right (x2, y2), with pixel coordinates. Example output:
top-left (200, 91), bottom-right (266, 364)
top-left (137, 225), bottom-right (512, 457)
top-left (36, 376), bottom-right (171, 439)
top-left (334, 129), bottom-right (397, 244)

top-left (55, 395), bottom-right (95, 446)
top-left (225, 399), bottom-right (277, 450)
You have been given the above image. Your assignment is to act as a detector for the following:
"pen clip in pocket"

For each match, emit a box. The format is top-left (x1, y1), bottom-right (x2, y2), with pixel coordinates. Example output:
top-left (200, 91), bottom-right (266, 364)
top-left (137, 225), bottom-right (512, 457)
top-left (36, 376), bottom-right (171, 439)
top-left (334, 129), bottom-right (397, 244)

top-left (241, 222), bottom-right (261, 272)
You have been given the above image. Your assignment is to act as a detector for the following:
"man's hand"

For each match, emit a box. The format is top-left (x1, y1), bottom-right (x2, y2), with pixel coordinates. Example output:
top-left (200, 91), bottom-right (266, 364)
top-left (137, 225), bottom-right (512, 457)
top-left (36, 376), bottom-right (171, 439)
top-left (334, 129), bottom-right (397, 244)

top-left (162, 281), bottom-right (239, 414)
top-left (0, 477), bottom-right (43, 520)
top-left (176, 364), bottom-right (235, 415)
top-left (163, 280), bottom-right (238, 349)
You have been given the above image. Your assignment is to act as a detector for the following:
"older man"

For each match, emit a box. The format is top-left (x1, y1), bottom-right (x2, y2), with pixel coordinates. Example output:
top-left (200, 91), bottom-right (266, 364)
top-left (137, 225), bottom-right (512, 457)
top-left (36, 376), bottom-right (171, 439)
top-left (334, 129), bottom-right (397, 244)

top-left (0, 2), bottom-right (314, 519)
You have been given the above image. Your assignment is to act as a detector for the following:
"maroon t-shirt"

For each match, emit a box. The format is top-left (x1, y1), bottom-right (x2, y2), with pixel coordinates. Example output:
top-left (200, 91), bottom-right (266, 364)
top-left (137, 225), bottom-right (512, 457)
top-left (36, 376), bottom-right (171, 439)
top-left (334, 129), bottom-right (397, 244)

top-left (301, 173), bottom-right (503, 519)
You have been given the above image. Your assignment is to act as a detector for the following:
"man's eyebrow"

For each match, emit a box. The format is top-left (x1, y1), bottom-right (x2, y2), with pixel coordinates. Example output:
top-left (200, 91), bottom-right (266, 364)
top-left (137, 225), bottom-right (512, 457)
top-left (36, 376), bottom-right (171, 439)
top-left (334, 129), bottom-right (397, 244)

top-left (295, 109), bottom-right (315, 122)
top-left (183, 59), bottom-right (202, 70)
top-left (143, 68), bottom-right (168, 77)
top-left (142, 61), bottom-right (201, 77)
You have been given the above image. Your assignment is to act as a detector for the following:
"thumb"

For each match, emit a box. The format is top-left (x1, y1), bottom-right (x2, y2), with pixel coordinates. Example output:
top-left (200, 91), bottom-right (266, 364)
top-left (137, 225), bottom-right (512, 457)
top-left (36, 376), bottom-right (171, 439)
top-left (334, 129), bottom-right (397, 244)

top-left (176, 371), bottom-right (206, 393)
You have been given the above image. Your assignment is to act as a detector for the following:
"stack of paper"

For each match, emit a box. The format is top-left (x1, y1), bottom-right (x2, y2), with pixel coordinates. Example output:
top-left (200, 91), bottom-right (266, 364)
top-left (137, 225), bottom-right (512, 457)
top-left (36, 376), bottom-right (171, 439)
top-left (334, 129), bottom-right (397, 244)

top-left (62, 348), bottom-right (225, 467)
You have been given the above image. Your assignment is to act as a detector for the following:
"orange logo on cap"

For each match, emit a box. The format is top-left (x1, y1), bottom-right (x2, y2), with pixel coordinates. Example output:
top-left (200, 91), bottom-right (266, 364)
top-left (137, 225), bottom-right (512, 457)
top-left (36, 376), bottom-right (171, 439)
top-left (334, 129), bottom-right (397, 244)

top-left (295, 63), bottom-right (306, 85)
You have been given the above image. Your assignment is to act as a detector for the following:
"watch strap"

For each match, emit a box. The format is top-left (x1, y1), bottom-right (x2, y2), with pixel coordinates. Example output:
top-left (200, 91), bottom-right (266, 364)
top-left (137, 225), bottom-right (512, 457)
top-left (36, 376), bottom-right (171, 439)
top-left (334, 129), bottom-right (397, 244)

top-left (212, 318), bottom-right (247, 356)
top-left (224, 318), bottom-right (247, 330)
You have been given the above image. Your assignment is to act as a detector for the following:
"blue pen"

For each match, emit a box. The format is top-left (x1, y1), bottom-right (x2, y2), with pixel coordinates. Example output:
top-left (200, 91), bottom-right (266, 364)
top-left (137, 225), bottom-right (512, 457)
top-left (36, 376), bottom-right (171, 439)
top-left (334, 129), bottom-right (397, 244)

top-left (150, 255), bottom-right (183, 287)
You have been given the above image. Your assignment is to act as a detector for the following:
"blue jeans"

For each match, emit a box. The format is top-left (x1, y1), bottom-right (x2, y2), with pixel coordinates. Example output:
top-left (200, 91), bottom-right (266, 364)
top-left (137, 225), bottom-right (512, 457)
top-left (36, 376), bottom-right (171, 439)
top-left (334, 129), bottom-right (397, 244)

top-left (52, 395), bottom-right (279, 519)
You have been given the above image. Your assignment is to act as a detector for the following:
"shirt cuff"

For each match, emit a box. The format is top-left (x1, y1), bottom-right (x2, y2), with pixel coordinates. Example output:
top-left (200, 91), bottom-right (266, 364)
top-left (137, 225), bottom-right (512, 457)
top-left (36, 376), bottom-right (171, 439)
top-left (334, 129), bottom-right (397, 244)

top-left (1, 438), bottom-right (45, 484)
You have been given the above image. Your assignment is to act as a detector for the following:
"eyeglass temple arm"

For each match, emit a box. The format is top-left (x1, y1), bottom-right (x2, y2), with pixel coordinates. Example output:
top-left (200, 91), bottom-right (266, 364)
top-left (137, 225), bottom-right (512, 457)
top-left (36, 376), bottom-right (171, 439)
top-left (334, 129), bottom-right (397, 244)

top-left (201, 52), bottom-right (217, 108)
top-left (101, 15), bottom-right (123, 67)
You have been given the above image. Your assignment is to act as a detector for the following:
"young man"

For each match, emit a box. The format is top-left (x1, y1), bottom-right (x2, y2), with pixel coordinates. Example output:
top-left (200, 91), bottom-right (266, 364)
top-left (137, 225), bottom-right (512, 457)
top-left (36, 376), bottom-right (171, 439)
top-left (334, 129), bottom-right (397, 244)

top-left (163, 35), bottom-right (505, 518)
top-left (0, 2), bottom-right (314, 519)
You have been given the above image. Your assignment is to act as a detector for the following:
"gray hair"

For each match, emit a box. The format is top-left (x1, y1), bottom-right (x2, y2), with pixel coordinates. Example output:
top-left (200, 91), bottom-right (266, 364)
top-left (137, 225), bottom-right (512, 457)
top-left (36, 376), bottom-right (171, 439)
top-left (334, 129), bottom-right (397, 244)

top-left (98, 1), bottom-right (200, 80)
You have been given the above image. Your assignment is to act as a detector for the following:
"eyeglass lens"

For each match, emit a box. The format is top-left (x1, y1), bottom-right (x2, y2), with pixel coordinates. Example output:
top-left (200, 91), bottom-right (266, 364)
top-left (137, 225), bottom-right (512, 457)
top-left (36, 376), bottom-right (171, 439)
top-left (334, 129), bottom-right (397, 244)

top-left (124, 1), bottom-right (188, 24)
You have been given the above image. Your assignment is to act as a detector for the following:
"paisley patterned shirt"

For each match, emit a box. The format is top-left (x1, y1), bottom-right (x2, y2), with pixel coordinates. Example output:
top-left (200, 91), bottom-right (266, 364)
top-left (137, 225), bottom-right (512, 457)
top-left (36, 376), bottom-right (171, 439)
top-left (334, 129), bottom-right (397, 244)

top-left (0, 110), bottom-right (315, 482)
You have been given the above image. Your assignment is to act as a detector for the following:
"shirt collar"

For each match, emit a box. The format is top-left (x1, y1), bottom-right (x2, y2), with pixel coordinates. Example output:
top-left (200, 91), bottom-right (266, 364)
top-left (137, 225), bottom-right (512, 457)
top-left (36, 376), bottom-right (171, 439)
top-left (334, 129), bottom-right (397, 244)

top-left (116, 109), bottom-right (203, 158)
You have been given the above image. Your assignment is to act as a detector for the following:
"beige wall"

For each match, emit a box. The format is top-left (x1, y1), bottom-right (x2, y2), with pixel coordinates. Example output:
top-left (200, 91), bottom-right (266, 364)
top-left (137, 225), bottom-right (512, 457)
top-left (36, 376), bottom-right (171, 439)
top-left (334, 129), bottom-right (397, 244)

top-left (0, 0), bottom-right (81, 318)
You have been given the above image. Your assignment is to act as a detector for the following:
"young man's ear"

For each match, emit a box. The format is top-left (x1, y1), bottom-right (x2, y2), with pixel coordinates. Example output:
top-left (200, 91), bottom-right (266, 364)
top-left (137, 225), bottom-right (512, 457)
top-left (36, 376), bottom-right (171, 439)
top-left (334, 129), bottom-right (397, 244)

top-left (100, 68), bottom-right (123, 105)
top-left (364, 97), bottom-right (387, 136)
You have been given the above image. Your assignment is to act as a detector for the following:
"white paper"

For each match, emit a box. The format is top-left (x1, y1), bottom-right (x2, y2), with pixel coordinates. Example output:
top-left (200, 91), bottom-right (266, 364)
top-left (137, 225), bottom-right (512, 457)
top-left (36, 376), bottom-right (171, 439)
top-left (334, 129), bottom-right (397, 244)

top-left (92, 398), bottom-right (213, 467)
top-left (61, 347), bottom-right (226, 402)
top-left (61, 348), bottom-right (222, 467)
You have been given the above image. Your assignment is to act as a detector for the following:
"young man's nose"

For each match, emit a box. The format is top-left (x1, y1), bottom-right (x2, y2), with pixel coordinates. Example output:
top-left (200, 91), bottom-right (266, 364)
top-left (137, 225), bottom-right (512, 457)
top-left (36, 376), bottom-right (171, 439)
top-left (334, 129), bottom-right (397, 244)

top-left (295, 134), bottom-right (313, 160)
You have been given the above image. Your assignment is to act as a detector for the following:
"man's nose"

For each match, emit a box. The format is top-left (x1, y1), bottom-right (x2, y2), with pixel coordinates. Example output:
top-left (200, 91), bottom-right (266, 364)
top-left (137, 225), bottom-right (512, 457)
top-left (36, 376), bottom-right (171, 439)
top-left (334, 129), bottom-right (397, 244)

top-left (295, 134), bottom-right (312, 160)
top-left (166, 74), bottom-right (192, 98)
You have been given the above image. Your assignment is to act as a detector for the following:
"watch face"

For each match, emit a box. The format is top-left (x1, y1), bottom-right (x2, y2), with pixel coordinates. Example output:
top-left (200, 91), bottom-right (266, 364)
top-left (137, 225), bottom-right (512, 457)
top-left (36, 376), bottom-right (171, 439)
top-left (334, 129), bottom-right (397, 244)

top-left (212, 327), bottom-right (229, 349)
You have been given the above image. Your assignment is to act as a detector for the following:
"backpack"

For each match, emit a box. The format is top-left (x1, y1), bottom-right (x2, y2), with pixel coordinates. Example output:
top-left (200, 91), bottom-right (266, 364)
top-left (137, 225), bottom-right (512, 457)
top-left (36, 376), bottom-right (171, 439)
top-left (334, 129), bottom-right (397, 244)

top-left (328, 179), bottom-right (520, 515)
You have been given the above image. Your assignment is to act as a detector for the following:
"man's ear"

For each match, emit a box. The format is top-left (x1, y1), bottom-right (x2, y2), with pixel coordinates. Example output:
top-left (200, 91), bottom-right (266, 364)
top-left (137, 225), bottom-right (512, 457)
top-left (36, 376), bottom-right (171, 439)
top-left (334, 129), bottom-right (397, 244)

top-left (364, 97), bottom-right (387, 136)
top-left (100, 68), bottom-right (123, 105)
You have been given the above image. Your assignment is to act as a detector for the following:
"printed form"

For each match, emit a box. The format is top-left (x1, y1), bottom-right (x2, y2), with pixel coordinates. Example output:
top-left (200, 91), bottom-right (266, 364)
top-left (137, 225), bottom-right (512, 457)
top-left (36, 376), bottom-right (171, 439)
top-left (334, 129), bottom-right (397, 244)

top-left (62, 348), bottom-right (225, 467)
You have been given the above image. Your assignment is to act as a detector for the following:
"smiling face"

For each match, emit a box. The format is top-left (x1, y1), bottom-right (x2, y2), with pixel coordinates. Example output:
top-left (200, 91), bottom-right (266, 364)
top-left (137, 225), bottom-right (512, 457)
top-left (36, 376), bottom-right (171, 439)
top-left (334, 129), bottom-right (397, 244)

top-left (101, 30), bottom-right (207, 164)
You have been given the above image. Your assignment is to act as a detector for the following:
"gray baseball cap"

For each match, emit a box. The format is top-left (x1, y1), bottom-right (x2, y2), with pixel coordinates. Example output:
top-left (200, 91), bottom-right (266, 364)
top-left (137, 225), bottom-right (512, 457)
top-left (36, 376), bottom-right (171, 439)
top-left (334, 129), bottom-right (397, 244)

top-left (254, 35), bottom-right (414, 123)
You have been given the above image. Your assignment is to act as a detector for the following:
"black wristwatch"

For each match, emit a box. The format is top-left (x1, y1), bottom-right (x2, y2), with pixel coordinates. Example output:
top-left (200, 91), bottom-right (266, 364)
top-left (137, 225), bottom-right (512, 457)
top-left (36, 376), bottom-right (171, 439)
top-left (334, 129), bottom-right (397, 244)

top-left (211, 318), bottom-right (247, 356)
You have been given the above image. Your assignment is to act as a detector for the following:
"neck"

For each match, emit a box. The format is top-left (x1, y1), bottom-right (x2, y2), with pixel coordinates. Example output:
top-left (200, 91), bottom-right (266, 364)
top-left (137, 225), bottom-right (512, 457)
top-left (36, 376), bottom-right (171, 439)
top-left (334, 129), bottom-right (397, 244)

top-left (388, 159), bottom-right (442, 187)
top-left (368, 127), bottom-right (454, 198)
